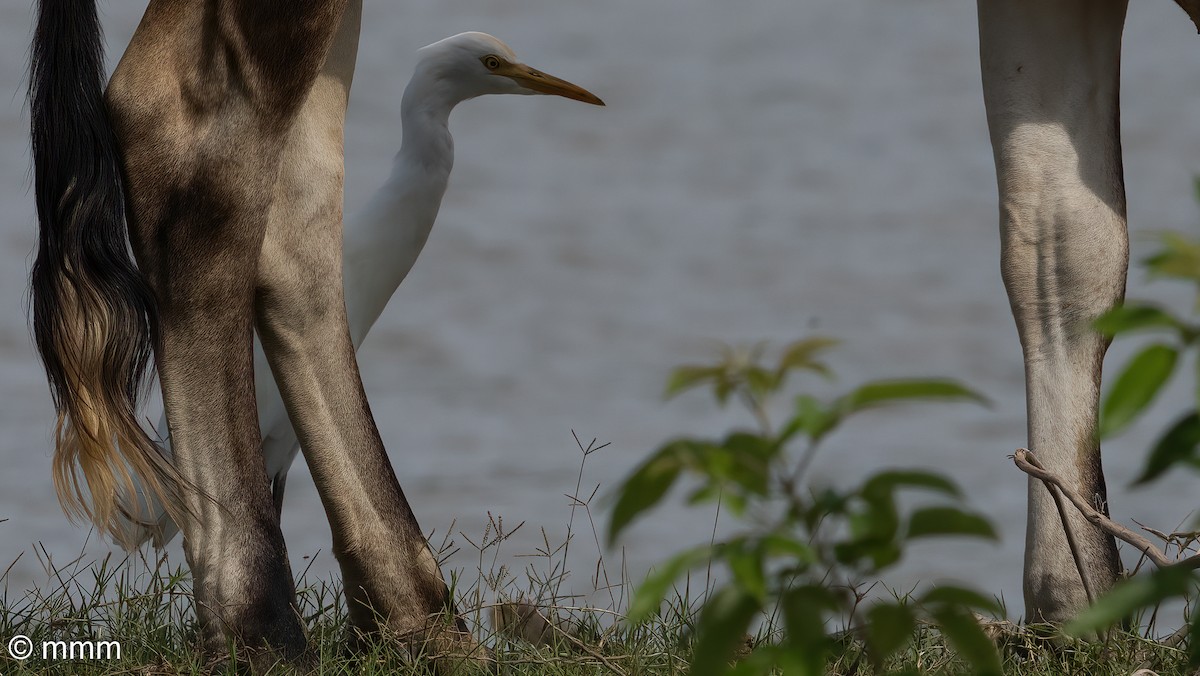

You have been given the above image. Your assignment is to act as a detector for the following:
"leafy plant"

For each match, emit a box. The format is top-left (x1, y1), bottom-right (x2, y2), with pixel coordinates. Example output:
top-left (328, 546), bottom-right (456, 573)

top-left (1095, 230), bottom-right (1200, 483)
top-left (608, 337), bottom-right (1003, 675)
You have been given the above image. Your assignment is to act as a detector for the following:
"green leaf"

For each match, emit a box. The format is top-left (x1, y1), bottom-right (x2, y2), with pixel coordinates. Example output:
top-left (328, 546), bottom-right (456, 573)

top-left (608, 442), bottom-right (690, 543)
top-left (864, 602), bottom-right (916, 667)
top-left (1196, 356), bottom-right (1200, 408)
top-left (1069, 566), bottom-right (1199, 636)
top-left (1093, 304), bottom-right (1182, 338)
top-left (852, 489), bottom-right (900, 544)
top-left (834, 538), bottom-right (902, 571)
top-left (806, 487), bottom-right (850, 530)
top-left (1145, 231), bottom-right (1200, 287)
top-left (714, 378), bottom-right (736, 406)
top-left (727, 647), bottom-right (788, 676)
top-left (689, 485), bottom-right (748, 516)
top-left (689, 585), bottom-right (761, 676)
top-left (839, 471), bottom-right (970, 570)
top-left (920, 586), bottom-right (1002, 614)
top-left (716, 432), bottom-right (776, 496)
top-left (1099, 343), bottom-right (1178, 439)
top-left (920, 585), bottom-right (1003, 614)
top-left (760, 532), bottom-right (818, 566)
top-left (778, 585), bottom-right (843, 671)
top-left (786, 394), bottom-right (839, 443)
top-left (929, 605), bottom-right (1002, 675)
top-left (906, 506), bottom-right (997, 541)
top-left (775, 337), bottom-right (839, 380)
top-left (862, 470), bottom-right (963, 501)
top-left (664, 365), bottom-right (726, 400)
top-left (628, 546), bottom-right (714, 622)
top-left (1134, 412), bottom-right (1200, 485)
top-left (727, 546), bottom-right (768, 603)
top-left (837, 379), bottom-right (988, 417)
top-left (743, 365), bottom-right (779, 401)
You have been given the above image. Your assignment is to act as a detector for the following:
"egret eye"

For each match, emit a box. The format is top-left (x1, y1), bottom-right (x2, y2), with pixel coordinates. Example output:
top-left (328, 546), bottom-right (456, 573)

top-left (482, 55), bottom-right (501, 71)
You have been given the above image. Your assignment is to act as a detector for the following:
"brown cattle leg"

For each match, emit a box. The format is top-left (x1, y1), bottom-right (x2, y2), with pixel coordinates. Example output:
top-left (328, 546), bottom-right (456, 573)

top-left (106, 0), bottom-right (350, 657)
top-left (252, 1), bottom-right (468, 648)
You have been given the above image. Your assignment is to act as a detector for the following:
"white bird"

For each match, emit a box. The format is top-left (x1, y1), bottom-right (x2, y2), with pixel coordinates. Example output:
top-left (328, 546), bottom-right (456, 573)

top-left (120, 31), bottom-right (603, 547)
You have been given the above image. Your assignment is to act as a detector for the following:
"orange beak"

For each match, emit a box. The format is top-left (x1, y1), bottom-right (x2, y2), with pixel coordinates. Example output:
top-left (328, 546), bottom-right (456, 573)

top-left (495, 62), bottom-right (605, 106)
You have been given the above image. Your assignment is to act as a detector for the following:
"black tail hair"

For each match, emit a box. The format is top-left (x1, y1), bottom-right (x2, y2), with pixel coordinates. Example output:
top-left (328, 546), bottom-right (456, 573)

top-left (30, 0), bottom-right (175, 544)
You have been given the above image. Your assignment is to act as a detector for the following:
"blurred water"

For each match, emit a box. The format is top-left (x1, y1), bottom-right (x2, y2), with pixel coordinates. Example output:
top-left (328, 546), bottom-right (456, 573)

top-left (1, 0), bottom-right (1199, 620)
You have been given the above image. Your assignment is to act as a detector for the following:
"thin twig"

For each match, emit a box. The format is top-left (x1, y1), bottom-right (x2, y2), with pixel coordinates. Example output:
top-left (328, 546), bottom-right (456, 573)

top-left (1162, 622), bottom-right (1191, 649)
top-left (1014, 449), bottom-right (1099, 605)
top-left (1011, 449), bottom-right (1200, 571)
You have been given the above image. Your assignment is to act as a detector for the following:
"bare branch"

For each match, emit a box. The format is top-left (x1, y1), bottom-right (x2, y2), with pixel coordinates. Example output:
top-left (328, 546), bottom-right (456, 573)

top-left (1011, 449), bottom-right (1200, 571)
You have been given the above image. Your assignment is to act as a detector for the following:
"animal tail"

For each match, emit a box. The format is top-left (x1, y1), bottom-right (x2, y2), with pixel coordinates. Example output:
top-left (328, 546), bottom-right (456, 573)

top-left (29, 0), bottom-right (179, 546)
top-left (115, 420), bottom-right (182, 549)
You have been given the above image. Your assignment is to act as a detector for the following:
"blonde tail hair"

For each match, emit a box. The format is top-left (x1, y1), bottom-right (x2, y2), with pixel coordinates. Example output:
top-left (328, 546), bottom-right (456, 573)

top-left (30, 0), bottom-right (181, 546)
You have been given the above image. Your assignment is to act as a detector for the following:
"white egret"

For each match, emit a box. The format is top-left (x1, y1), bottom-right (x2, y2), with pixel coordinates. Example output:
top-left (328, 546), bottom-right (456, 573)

top-left (121, 31), bottom-right (603, 547)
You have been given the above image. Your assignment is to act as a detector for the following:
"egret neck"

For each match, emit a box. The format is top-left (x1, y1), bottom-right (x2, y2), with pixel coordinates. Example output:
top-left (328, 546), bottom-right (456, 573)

top-left (343, 75), bottom-right (456, 346)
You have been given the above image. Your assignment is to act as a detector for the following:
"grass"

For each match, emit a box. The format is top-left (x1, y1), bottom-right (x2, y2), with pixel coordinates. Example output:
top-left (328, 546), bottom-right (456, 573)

top-left (0, 552), bottom-right (691, 675)
top-left (0, 559), bottom-right (1192, 676)
top-left (0, 436), bottom-right (1193, 675)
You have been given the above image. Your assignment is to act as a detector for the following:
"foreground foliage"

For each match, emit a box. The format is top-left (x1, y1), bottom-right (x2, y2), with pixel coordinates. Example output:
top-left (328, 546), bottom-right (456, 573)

top-left (607, 338), bottom-right (1005, 675)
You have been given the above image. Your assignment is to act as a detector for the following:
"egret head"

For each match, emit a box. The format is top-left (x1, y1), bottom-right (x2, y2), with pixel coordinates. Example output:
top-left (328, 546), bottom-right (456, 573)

top-left (415, 32), bottom-right (604, 106)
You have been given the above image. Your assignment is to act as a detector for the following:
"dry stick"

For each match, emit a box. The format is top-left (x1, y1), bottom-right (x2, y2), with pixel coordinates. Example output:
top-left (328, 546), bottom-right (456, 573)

top-left (1013, 449), bottom-right (1100, 606)
top-left (1011, 449), bottom-right (1200, 571)
top-left (1012, 453), bottom-right (1200, 666)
